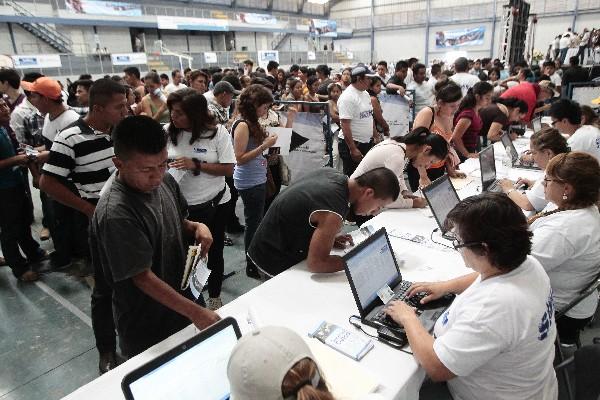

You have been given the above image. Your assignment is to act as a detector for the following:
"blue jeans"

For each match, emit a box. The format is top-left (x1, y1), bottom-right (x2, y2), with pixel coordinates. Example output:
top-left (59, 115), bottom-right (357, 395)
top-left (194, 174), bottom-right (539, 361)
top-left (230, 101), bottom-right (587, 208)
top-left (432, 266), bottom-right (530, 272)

top-left (238, 183), bottom-right (266, 264)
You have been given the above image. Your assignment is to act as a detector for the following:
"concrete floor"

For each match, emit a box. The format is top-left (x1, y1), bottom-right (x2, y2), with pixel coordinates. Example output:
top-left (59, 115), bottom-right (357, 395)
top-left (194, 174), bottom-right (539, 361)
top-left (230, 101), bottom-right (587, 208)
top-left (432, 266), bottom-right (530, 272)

top-left (1, 186), bottom-right (599, 400)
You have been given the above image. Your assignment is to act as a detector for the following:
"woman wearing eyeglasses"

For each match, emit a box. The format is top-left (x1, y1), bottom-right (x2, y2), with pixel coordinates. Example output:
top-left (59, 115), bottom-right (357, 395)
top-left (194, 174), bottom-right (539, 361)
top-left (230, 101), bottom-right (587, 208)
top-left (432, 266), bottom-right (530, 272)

top-left (499, 127), bottom-right (569, 212)
top-left (385, 193), bottom-right (558, 400)
top-left (528, 152), bottom-right (600, 346)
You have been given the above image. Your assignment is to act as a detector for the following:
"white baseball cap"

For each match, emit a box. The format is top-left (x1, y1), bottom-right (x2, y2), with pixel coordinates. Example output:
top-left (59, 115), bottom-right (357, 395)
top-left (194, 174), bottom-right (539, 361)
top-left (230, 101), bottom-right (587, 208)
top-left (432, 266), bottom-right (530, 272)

top-left (227, 326), bottom-right (318, 400)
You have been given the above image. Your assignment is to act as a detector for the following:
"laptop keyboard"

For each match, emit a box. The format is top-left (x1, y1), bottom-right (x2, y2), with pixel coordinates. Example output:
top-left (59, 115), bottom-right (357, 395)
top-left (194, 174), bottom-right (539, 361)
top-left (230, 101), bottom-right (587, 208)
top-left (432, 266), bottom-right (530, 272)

top-left (372, 282), bottom-right (427, 327)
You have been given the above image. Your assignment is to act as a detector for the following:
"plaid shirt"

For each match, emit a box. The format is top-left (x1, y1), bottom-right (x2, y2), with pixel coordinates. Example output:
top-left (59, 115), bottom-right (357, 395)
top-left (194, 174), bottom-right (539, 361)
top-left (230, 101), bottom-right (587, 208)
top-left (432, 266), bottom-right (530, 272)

top-left (23, 111), bottom-right (46, 147)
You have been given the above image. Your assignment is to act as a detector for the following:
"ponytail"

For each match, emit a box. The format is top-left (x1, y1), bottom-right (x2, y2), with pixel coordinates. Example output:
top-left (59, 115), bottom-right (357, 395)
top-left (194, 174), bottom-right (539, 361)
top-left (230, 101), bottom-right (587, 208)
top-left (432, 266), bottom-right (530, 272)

top-left (457, 81), bottom-right (494, 114)
top-left (393, 127), bottom-right (449, 160)
top-left (281, 358), bottom-right (334, 400)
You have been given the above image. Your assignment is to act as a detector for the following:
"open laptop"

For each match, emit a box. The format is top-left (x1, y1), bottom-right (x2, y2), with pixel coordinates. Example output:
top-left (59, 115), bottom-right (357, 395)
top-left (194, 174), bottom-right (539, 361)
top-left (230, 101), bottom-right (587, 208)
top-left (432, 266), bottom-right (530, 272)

top-left (531, 116), bottom-right (542, 134)
top-left (343, 228), bottom-right (454, 334)
top-left (422, 175), bottom-right (460, 240)
top-left (500, 133), bottom-right (541, 170)
top-left (479, 145), bottom-right (503, 192)
top-left (122, 317), bottom-right (241, 400)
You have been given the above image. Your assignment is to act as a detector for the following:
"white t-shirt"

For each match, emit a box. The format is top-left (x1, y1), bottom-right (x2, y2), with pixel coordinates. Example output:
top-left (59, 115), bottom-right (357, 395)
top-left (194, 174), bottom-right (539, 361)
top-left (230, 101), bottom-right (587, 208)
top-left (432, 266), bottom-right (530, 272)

top-left (204, 91), bottom-right (215, 103)
top-left (407, 81), bottom-right (435, 113)
top-left (166, 125), bottom-right (236, 206)
top-left (42, 109), bottom-right (80, 142)
top-left (337, 84), bottom-right (374, 143)
top-left (531, 205), bottom-right (600, 319)
top-left (525, 178), bottom-right (548, 212)
top-left (433, 256), bottom-right (557, 400)
top-left (567, 125), bottom-right (600, 161)
top-left (549, 72), bottom-right (562, 87)
top-left (350, 140), bottom-right (412, 208)
top-left (559, 36), bottom-right (571, 49)
top-left (164, 82), bottom-right (187, 95)
top-left (450, 72), bottom-right (480, 97)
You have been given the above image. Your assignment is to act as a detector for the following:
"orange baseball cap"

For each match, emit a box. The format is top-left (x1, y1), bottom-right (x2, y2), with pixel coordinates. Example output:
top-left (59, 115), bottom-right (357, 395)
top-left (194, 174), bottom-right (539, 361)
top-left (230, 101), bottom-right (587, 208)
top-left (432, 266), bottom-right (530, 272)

top-left (21, 77), bottom-right (62, 100)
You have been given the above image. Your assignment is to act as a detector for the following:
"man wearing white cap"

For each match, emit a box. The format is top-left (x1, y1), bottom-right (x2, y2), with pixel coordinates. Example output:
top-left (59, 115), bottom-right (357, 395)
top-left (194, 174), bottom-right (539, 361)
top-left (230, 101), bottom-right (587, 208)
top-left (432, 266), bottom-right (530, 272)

top-left (337, 65), bottom-right (377, 177)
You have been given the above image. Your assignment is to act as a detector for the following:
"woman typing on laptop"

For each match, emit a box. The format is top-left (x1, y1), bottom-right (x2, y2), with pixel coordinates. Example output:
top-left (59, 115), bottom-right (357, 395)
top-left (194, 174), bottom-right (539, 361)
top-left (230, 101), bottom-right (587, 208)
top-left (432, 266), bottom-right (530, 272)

top-left (499, 127), bottom-right (569, 212)
top-left (384, 193), bottom-right (558, 400)
top-left (528, 152), bottom-right (600, 347)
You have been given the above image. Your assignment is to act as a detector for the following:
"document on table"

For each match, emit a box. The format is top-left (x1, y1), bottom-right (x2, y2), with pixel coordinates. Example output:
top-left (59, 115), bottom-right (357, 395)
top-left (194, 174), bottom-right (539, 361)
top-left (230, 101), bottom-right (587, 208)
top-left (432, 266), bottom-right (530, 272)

top-left (331, 225), bottom-right (375, 255)
top-left (450, 175), bottom-right (475, 191)
top-left (265, 127), bottom-right (293, 155)
top-left (306, 338), bottom-right (380, 399)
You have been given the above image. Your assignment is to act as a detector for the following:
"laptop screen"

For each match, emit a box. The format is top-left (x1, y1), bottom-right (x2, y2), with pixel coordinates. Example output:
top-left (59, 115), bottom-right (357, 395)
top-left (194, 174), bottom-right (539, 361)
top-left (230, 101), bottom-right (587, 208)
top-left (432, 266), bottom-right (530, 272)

top-left (500, 133), bottom-right (518, 164)
top-left (532, 117), bottom-right (542, 133)
top-left (423, 176), bottom-right (459, 233)
top-left (128, 325), bottom-right (238, 400)
top-left (345, 232), bottom-right (399, 310)
top-left (479, 146), bottom-right (496, 189)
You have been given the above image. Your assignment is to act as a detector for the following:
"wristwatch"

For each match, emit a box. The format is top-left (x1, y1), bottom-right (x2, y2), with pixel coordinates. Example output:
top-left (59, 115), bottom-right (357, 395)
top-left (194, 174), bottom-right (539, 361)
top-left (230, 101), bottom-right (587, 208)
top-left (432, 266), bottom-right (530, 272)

top-left (506, 188), bottom-right (516, 196)
top-left (192, 158), bottom-right (205, 176)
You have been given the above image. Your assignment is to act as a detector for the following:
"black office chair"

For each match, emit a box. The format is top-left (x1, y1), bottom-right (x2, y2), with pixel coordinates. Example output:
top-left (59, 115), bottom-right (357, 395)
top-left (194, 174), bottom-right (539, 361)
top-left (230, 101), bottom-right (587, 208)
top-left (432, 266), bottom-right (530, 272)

top-left (555, 270), bottom-right (600, 348)
top-left (554, 270), bottom-right (600, 400)
top-left (555, 340), bottom-right (600, 400)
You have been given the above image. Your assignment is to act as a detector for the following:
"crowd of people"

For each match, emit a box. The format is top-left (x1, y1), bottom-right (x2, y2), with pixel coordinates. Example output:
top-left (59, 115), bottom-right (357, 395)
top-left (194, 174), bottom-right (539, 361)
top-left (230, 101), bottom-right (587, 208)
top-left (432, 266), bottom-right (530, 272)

top-left (1, 47), bottom-right (599, 399)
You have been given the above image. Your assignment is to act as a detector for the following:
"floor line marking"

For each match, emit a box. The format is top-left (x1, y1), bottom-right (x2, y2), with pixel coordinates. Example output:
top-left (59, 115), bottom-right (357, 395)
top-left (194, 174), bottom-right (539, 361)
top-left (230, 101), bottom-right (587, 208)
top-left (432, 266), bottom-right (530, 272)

top-left (34, 280), bottom-right (93, 328)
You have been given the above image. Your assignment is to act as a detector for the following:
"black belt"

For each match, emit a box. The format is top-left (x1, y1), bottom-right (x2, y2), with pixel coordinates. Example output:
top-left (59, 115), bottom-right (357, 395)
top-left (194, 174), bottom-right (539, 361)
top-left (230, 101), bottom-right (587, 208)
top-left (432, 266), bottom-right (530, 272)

top-left (188, 184), bottom-right (227, 211)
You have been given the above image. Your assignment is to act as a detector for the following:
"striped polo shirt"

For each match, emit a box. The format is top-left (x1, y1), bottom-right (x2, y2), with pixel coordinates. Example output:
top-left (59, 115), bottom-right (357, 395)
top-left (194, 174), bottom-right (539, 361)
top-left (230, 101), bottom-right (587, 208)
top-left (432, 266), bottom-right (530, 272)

top-left (42, 118), bottom-right (114, 200)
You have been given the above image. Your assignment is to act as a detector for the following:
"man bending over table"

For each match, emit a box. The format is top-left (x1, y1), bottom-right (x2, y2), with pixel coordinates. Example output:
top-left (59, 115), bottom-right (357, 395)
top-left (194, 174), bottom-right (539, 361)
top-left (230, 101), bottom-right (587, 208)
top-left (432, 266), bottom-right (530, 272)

top-left (248, 167), bottom-right (399, 278)
top-left (89, 116), bottom-right (220, 358)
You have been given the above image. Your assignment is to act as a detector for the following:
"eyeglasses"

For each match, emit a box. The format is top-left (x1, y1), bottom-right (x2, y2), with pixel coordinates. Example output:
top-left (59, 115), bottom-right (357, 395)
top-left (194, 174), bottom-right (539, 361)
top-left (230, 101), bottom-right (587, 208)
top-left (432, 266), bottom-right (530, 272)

top-left (550, 120), bottom-right (558, 127)
top-left (542, 176), bottom-right (564, 186)
top-left (451, 238), bottom-right (485, 251)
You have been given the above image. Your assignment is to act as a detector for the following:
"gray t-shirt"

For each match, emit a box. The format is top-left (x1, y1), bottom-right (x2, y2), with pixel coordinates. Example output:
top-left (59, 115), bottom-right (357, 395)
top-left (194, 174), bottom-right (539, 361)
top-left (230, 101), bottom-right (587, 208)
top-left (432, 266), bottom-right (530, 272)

top-left (90, 173), bottom-right (191, 356)
top-left (248, 168), bottom-right (350, 277)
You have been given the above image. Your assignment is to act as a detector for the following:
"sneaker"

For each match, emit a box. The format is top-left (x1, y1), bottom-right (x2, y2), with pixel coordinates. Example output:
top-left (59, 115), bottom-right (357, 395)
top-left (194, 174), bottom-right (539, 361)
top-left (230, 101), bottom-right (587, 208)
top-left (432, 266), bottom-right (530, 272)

top-left (18, 270), bottom-right (39, 282)
top-left (246, 264), bottom-right (261, 280)
top-left (207, 297), bottom-right (223, 310)
top-left (0, 256), bottom-right (6, 266)
top-left (39, 228), bottom-right (50, 241)
top-left (224, 235), bottom-right (234, 246)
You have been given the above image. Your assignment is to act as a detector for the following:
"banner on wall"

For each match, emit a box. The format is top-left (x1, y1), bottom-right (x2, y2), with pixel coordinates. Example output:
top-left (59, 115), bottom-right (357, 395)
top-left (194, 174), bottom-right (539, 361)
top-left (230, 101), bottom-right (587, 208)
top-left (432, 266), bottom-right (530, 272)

top-left (307, 51), bottom-right (316, 61)
top-left (309, 19), bottom-right (337, 37)
top-left (235, 13), bottom-right (277, 25)
top-left (66, 0), bottom-right (142, 16)
top-left (279, 112), bottom-right (329, 183)
top-left (157, 16), bottom-right (229, 31)
top-left (111, 53), bottom-right (147, 66)
top-left (11, 54), bottom-right (62, 69)
top-left (257, 50), bottom-right (279, 70)
top-left (204, 52), bottom-right (218, 63)
top-left (435, 26), bottom-right (485, 49)
top-left (378, 93), bottom-right (414, 137)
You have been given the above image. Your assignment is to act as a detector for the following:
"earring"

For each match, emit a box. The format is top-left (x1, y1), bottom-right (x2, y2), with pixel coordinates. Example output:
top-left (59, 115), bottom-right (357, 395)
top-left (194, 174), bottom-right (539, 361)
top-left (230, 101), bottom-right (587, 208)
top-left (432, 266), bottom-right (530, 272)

top-left (562, 194), bottom-right (568, 200)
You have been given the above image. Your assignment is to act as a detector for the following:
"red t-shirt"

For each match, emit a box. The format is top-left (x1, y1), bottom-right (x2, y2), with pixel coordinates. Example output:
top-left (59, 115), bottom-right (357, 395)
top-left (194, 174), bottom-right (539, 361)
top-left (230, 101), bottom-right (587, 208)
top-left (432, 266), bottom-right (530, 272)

top-left (500, 82), bottom-right (540, 122)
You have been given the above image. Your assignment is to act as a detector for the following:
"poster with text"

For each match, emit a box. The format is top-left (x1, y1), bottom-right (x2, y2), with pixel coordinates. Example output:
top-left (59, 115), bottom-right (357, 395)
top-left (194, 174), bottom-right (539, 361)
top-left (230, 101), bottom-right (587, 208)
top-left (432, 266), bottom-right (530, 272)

top-left (435, 26), bottom-right (485, 49)
top-left (12, 54), bottom-right (62, 69)
top-left (66, 0), bottom-right (142, 16)
top-left (378, 93), bottom-right (414, 137)
top-left (309, 19), bottom-right (337, 37)
top-left (257, 50), bottom-right (279, 70)
top-left (236, 13), bottom-right (277, 25)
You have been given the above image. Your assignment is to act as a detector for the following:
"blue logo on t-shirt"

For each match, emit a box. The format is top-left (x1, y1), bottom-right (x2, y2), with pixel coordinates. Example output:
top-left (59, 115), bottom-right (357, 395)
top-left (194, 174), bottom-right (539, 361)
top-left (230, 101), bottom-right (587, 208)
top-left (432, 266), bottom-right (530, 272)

top-left (441, 310), bottom-right (449, 326)
top-left (193, 147), bottom-right (207, 153)
top-left (538, 290), bottom-right (554, 341)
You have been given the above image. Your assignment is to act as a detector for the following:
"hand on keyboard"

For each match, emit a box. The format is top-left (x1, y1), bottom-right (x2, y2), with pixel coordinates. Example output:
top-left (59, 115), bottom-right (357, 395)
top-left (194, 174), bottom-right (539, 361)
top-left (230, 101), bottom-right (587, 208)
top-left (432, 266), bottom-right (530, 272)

top-left (406, 282), bottom-right (450, 305)
top-left (384, 300), bottom-right (418, 328)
